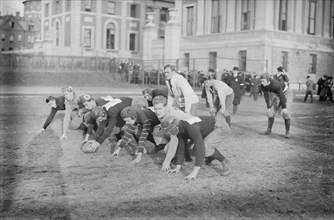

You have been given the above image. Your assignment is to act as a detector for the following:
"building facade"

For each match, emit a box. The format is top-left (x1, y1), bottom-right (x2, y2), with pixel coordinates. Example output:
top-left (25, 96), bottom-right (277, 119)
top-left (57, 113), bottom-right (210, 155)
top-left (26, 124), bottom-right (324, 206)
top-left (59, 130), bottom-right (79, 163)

top-left (0, 12), bottom-right (39, 52)
top-left (37, 0), bottom-right (174, 58)
top-left (145, 0), bottom-right (334, 83)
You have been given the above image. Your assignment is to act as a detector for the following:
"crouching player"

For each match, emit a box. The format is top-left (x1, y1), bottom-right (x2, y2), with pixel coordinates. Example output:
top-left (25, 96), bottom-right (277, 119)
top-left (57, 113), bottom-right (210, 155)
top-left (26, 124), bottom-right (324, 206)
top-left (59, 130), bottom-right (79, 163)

top-left (81, 97), bottom-right (132, 153)
top-left (260, 73), bottom-right (291, 138)
top-left (161, 115), bottom-right (231, 180)
top-left (111, 106), bottom-right (161, 163)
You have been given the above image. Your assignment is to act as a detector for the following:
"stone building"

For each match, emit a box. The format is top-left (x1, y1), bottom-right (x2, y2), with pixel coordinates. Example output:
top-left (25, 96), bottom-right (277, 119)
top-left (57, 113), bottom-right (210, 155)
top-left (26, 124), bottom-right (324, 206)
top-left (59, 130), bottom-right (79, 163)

top-left (37, 0), bottom-right (174, 58)
top-left (0, 12), bottom-right (39, 52)
top-left (144, 0), bottom-right (334, 83)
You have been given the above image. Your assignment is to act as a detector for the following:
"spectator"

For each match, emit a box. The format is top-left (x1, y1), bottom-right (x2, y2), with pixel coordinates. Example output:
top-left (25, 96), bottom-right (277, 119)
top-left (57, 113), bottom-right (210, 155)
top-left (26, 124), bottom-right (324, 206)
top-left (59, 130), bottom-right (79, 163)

top-left (317, 75), bottom-right (327, 101)
top-left (304, 76), bottom-right (315, 103)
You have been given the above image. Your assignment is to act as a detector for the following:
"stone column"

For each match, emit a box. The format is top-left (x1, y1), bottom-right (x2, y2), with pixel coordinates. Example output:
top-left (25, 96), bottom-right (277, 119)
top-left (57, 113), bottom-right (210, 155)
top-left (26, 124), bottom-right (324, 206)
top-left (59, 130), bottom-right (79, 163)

top-left (164, 8), bottom-right (181, 62)
top-left (294, 0), bottom-right (303, 34)
top-left (204, 0), bottom-right (211, 34)
top-left (143, 12), bottom-right (158, 60)
top-left (323, 0), bottom-right (331, 37)
top-left (71, 1), bottom-right (82, 54)
top-left (95, 0), bottom-right (102, 49)
top-left (196, 0), bottom-right (204, 35)
top-left (226, 0), bottom-right (236, 32)
top-left (119, 0), bottom-right (128, 57)
top-left (255, 0), bottom-right (274, 30)
top-left (315, 0), bottom-right (323, 36)
top-left (287, 0), bottom-right (294, 32)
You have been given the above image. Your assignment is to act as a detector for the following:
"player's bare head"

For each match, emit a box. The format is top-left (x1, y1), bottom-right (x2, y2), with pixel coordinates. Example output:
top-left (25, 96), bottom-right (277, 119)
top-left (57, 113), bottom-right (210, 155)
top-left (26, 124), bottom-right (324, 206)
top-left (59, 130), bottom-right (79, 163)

top-left (120, 106), bottom-right (137, 125)
top-left (152, 95), bottom-right (167, 106)
top-left (46, 96), bottom-right (56, 108)
top-left (91, 106), bottom-right (107, 122)
top-left (164, 64), bottom-right (176, 80)
top-left (62, 85), bottom-right (74, 101)
top-left (260, 73), bottom-right (270, 86)
top-left (80, 94), bottom-right (95, 110)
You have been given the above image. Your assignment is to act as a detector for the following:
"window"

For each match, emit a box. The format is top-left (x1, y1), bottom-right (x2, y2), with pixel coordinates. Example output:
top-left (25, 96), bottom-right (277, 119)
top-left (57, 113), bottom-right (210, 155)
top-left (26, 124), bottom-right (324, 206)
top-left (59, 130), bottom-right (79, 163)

top-left (186, 6), bottom-right (194, 36)
top-left (108, 1), bottom-right (115, 14)
top-left (9, 34), bottom-right (14, 42)
top-left (85, 0), bottom-right (92, 12)
top-left (309, 54), bottom-right (317, 73)
top-left (239, 50), bottom-right (247, 71)
top-left (308, 0), bottom-right (316, 35)
top-left (211, 0), bottom-right (220, 33)
top-left (83, 28), bottom-right (92, 48)
top-left (209, 52), bottom-right (217, 70)
top-left (1, 33), bottom-right (5, 41)
top-left (184, 53), bottom-right (190, 70)
top-left (130, 4), bottom-right (137, 18)
top-left (281, 51), bottom-right (288, 72)
top-left (28, 25), bottom-right (34, 31)
top-left (146, 7), bottom-right (153, 12)
top-left (241, 0), bottom-right (250, 30)
top-left (9, 21), bottom-right (14, 28)
top-left (18, 34), bottom-right (22, 42)
top-left (45, 3), bottom-right (49, 17)
top-left (160, 7), bottom-right (169, 22)
top-left (106, 23), bottom-right (115, 49)
top-left (56, 0), bottom-right (60, 14)
top-left (279, 0), bottom-right (288, 31)
top-left (129, 33), bottom-right (136, 51)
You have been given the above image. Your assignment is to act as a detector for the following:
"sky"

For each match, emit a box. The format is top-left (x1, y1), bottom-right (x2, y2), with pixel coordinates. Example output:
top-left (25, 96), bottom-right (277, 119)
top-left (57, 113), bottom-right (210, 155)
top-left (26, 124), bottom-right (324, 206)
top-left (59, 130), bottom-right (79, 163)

top-left (0, 0), bottom-right (24, 16)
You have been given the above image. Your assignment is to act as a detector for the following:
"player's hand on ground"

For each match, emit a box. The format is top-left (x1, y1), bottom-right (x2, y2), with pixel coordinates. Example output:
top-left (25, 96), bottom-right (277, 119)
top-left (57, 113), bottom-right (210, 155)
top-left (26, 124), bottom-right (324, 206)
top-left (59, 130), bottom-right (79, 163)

top-left (38, 128), bottom-right (45, 133)
top-left (168, 165), bottom-right (181, 174)
top-left (185, 166), bottom-right (200, 181)
top-left (131, 153), bottom-right (142, 164)
top-left (111, 147), bottom-right (121, 157)
top-left (60, 134), bottom-right (67, 140)
top-left (161, 161), bottom-right (171, 171)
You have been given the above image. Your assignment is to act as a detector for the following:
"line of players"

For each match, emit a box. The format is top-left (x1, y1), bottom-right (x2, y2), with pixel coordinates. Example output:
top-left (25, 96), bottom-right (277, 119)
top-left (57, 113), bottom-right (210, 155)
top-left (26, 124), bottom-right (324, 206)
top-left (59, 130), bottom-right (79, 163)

top-left (39, 65), bottom-right (291, 180)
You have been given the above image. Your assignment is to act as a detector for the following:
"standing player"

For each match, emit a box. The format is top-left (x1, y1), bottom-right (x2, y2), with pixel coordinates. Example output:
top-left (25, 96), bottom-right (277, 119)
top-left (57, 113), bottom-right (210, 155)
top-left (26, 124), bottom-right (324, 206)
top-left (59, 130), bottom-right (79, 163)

top-left (161, 115), bottom-right (231, 180)
top-left (304, 76), bottom-right (315, 103)
top-left (202, 72), bottom-right (234, 127)
top-left (223, 67), bottom-right (245, 114)
top-left (260, 73), bottom-right (291, 138)
top-left (111, 106), bottom-right (161, 163)
top-left (164, 64), bottom-right (199, 116)
top-left (39, 95), bottom-right (65, 133)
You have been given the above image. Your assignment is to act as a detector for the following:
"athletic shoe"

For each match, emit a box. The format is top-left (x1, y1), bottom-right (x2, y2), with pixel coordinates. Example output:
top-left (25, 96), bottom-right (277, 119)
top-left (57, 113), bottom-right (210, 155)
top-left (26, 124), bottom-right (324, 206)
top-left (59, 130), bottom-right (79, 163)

top-left (285, 131), bottom-right (290, 138)
top-left (221, 159), bottom-right (231, 176)
top-left (264, 130), bottom-right (272, 135)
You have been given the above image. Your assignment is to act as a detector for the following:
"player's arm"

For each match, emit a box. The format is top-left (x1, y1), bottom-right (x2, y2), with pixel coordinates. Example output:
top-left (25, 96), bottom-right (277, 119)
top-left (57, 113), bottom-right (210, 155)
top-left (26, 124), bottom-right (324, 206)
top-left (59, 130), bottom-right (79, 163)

top-left (61, 104), bottom-right (73, 139)
top-left (97, 113), bottom-right (117, 144)
top-left (42, 108), bottom-right (58, 130)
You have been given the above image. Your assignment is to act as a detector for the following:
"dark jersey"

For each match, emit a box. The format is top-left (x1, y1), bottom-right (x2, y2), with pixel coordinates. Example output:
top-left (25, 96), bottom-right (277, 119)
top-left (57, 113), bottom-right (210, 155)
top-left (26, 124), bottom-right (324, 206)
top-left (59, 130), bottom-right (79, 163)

top-left (43, 96), bottom-right (66, 129)
top-left (261, 78), bottom-right (287, 109)
top-left (147, 88), bottom-right (168, 106)
top-left (90, 97), bottom-right (132, 144)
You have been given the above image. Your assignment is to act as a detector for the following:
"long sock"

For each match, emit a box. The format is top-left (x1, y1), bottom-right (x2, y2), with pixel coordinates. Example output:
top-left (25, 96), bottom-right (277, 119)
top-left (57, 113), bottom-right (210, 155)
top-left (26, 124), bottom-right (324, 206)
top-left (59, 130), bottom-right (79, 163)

top-left (268, 117), bottom-right (274, 132)
top-left (225, 116), bottom-right (231, 127)
top-left (154, 144), bottom-right (166, 152)
top-left (210, 148), bottom-right (225, 162)
top-left (233, 105), bottom-right (238, 114)
top-left (285, 119), bottom-right (290, 132)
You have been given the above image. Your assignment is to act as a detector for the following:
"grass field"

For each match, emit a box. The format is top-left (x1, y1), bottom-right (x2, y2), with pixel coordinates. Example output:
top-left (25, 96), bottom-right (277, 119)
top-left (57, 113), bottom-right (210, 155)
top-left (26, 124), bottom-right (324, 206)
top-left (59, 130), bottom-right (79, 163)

top-left (1, 91), bottom-right (333, 219)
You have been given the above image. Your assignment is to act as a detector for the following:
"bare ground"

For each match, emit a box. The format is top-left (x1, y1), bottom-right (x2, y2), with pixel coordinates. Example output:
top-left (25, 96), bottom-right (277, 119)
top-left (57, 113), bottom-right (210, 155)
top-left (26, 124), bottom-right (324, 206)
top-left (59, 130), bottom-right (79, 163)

top-left (1, 93), bottom-right (334, 219)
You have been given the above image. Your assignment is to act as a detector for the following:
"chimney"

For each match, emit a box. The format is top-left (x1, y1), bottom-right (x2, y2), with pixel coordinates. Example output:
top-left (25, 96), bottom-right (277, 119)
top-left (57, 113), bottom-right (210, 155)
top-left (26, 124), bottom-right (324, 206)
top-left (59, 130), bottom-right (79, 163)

top-left (16, 12), bottom-right (20, 18)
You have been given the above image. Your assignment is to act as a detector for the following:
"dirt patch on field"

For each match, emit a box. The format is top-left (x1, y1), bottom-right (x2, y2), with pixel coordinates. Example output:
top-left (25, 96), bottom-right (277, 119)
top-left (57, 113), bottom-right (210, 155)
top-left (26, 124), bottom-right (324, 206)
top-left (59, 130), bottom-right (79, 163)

top-left (1, 94), bottom-right (334, 219)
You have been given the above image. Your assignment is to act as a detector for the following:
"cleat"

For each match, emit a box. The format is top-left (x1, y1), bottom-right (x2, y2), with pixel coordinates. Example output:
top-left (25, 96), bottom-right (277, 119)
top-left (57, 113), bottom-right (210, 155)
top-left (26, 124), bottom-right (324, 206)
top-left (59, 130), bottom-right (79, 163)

top-left (221, 159), bottom-right (231, 176)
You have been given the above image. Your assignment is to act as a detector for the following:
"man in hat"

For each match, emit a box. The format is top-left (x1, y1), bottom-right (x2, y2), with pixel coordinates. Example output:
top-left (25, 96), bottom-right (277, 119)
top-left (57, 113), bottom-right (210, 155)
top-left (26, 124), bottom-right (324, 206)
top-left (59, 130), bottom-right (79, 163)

top-left (202, 70), bottom-right (234, 127)
top-left (304, 76), bottom-right (315, 103)
top-left (164, 64), bottom-right (199, 116)
top-left (142, 87), bottom-right (168, 107)
top-left (161, 115), bottom-right (231, 180)
top-left (260, 73), bottom-right (291, 138)
top-left (250, 73), bottom-right (260, 101)
top-left (111, 106), bottom-right (161, 163)
top-left (39, 95), bottom-right (65, 133)
top-left (61, 85), bottom-right (86, 140)
top-left (223, 67), bottom-right (245, 114)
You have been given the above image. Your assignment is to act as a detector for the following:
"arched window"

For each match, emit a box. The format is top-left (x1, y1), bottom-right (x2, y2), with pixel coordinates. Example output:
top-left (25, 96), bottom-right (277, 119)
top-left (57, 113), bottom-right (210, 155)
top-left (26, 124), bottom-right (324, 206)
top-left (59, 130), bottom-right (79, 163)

top-left (106, 22), bottom-right (115, 49)
top-left (9, 34), bottom-right (14, 42)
